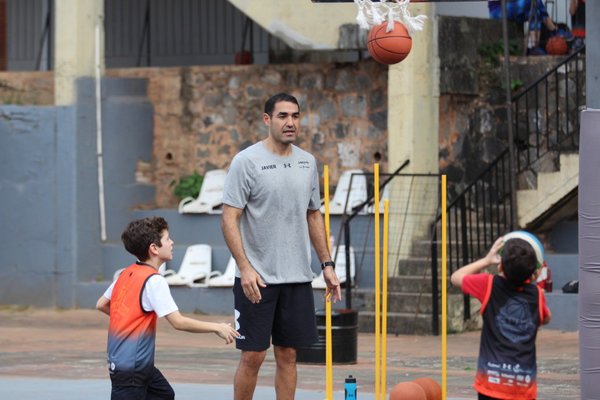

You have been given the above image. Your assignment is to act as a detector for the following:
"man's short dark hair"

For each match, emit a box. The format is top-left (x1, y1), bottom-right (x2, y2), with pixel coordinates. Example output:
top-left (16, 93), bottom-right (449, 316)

top-left (501, 238), bottom-right (537, 285)
top-left (121, 217), bottom-right (169, 261)
top-left (264, 93), bottom-right (300, 116)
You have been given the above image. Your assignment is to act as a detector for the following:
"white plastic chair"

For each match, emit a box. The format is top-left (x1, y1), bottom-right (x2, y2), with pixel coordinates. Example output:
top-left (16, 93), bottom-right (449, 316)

top-left (207, 256), bottom-right (237, 288)
top-left (321, 169), bottom-right (367, 215)
top-left (163, 244), bottom-right (218, 287)
top-left (178, 169), bottom-right (227, 214)
top-left (312, 245), bottom-right (356, 289)
top-left (112, 262), bottom-right (166, 282)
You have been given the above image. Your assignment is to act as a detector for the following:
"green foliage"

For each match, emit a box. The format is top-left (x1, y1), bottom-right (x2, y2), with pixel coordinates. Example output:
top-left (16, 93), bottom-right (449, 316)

top-left (511, 78), bottom-right (523, 92)
top-left (171, 171), bottom-right (203, 199)
top-left (478, 39), bottom-right (520, 66)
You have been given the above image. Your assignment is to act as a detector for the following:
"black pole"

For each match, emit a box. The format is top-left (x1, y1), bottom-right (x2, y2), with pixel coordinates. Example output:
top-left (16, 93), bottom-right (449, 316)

top-left (35, 5), bottom-right (51, 70)
top-left (460, 197), bottom-right (471, 320)
top-left (344, 221), bottom-right (352, 309)
top-left (47, 0), bottom-right (52, 70)
top-left (146, 1), bottom-right (151, 66)
top-left (501, 0), bottom-right (519, 229)
top-left (137, 0), bottom-right (150, 67)
top-left (431, 223), bottom-right (439, 335)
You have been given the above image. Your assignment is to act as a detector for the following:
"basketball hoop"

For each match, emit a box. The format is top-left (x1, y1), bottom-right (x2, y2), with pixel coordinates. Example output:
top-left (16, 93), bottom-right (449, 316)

top-left (354, 0), bottom-right (427, 34)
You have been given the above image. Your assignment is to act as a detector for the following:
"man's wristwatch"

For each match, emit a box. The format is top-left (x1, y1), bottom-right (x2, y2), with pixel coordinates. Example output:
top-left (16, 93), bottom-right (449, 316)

top-left (321, 261), bottom-right (335, 270)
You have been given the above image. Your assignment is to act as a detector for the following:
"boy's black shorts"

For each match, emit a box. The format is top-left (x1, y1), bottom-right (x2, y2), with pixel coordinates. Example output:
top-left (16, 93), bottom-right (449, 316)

top-left (233, 278), bottom-right (318, 351)
top-left (110, 366), bottom-right (174, 400)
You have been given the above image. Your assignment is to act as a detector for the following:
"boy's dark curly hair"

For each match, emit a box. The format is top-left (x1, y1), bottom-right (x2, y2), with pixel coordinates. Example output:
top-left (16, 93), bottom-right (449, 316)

top-left (121, 217), bottom-right (169, 261)
top-left (501, 238), bottom-right (537, 285)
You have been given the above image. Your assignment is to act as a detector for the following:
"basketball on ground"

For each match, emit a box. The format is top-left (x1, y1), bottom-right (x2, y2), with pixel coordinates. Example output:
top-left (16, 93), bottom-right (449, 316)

top-left (367, 21), bottom-right (412, 65)
top-left (413, 377), bottom-right (442, 400)
top-left (389, 381), bottom-right (427, 400)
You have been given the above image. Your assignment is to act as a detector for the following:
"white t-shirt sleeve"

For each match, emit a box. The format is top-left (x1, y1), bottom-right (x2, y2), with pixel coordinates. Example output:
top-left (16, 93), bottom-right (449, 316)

top-left (103, 281), bottom-right (116, 300)
top-left (141, 275), bottom-right (179, 317)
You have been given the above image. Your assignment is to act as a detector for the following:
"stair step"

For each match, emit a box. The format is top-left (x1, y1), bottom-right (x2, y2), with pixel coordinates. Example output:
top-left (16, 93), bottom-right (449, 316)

top-left (354, 290), bottom-right (434, 314)
top-left (396, 257), bottom-right (436, 275)
top-left (358, 311), bottom-right (434, 335)
top-left (517, 153), bottom-right (579, 227)
top-left (388, 275), bottom-right (437, 292)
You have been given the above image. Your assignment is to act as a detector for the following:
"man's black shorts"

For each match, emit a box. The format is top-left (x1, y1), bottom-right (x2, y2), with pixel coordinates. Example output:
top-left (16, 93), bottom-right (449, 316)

top-left (233, 278), bottom-right (318, 351)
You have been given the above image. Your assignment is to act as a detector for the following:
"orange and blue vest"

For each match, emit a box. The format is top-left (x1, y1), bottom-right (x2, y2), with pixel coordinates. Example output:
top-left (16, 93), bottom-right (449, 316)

top-left (107, 263), bottom-right (158, 376)
top-left (475, 275), bottom-right (544, 399)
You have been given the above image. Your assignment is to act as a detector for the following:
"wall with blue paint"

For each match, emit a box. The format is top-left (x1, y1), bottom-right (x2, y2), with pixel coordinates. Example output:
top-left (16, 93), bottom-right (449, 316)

top-left (0, 77), bottom-right (155, 308)
top-left (0, 106), bottom-right (77, 306)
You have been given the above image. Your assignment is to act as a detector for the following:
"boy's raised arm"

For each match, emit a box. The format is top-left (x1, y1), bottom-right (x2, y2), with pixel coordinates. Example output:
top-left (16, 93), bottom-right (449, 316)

top-left (451, 237), bottom-right (504, 289)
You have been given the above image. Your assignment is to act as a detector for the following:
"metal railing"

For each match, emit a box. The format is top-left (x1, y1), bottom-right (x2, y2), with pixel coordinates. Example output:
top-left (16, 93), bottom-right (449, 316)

top-left (430, 46), bottom-right (586, 334)
top-left (513, 47), bottom-right (586, 173)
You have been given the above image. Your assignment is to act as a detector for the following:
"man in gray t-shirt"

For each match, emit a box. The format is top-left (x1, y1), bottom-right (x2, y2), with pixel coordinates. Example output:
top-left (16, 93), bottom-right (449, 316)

top-left (221, 93), bottom-right (341, 400)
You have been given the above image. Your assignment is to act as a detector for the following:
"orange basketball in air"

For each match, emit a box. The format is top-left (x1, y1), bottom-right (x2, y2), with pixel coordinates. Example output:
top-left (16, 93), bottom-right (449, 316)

top-left (367, 21), bottom-right (412, 65)
top-left (389, 381), bottom-right (427, 400)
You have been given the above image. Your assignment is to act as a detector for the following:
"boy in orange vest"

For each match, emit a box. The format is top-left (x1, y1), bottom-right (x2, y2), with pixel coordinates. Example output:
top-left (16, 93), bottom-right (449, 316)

top-left (451, 236), bottom-right (551, 400)
top-left (96, 216), bottom-right (239, 400)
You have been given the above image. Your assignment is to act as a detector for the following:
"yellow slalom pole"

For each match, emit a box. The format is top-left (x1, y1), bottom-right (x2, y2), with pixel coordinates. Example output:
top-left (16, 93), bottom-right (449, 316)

top-left (324, 165), bottom-right (333, 400)
top-left (374, 163), bottom-right (381, 400)
top-left (382, 199), bottom-right (389, 399)
top-left (441, 175), bottom-right (447, 400)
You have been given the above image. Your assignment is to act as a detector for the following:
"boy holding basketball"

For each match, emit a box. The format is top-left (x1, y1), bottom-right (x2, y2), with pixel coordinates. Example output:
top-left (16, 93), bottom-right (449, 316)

top-left (96, 216), bottom-right (239, 400)
top-left (451, 235), bottom-right (551, 400)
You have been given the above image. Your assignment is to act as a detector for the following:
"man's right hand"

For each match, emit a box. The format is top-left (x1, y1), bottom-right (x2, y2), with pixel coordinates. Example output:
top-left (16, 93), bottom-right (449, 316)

top-left (240, 267), bottom-right (266, 304)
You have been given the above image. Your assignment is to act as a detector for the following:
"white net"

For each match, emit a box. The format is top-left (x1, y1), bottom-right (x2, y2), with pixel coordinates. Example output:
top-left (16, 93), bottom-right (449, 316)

top-left (354, 0), bottom-right (427, 34)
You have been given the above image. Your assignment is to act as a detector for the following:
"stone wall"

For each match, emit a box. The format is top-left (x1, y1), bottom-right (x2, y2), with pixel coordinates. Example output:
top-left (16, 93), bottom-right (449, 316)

top-left (0, 63), bottom-right (388, 208)
top-left (437, 16), bottom-right (522, 199)
top-left (106, 62), bottom-right (388, 207)
top-left (0, 71), bottom-right (54, 105)
top-left (1, 16), bottom-right (573, 207)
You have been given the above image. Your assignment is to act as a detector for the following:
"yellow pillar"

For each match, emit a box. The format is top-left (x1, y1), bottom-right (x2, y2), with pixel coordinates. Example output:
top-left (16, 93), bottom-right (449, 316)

top-left (54, 0), bottom-right (104, 105)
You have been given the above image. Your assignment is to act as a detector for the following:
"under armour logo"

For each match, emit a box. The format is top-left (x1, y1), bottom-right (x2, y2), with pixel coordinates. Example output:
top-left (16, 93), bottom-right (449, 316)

top-left (283, 163), bottom-right (292, 168)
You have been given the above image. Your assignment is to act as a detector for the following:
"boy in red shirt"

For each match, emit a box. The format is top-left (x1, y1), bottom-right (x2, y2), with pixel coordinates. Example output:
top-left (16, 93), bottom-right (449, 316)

top-left (451, 236), bottom-right (552, 400)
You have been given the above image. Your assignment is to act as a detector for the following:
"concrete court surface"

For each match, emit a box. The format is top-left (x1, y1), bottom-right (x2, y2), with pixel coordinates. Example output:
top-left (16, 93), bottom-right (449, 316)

top-left (0, 307), bottom-right (580, 399)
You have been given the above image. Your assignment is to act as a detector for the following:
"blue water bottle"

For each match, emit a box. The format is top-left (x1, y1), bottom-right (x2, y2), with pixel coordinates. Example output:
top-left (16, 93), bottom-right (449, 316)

top-left (344, 375), bottom-right (357, 399)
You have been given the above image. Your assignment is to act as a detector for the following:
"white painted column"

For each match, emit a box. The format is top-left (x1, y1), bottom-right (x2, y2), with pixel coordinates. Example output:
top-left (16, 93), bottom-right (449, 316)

top-left (54, 0), bottom-right (104, 105)
top-left (387, 4), bottom-right (439, 272)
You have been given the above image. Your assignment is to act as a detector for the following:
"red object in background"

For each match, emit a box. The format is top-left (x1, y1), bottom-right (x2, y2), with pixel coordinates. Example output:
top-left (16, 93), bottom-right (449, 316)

top-left (537, 261), bottom-right (553, 292)
top-left (545, 35), bottom-right (569, 55)
top-left (234, 50), bottom-right (252, 65)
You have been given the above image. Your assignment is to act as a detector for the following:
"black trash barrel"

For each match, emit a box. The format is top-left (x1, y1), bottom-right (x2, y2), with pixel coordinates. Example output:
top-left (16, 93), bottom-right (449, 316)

top-left (296, 308), bottom-right (358, 365)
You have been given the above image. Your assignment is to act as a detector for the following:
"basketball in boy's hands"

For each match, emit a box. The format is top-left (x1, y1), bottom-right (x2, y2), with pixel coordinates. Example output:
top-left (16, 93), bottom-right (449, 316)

top-left (502, 230), bottom-right (545, 269)
top-left (367, 21), bottom-right (412, 65)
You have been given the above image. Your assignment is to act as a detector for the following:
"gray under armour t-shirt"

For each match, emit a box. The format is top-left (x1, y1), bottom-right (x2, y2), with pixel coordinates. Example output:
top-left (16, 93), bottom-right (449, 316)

top-left (222, 141), bottom-right (321, 284)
